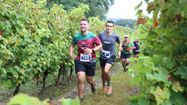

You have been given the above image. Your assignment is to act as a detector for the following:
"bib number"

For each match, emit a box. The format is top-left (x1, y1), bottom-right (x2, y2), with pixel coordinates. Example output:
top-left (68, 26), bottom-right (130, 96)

top-left (80, 54), bottom-right (92, 62)
top-left (134, 50), bottom-right (139, 53)
top-left (101, 50), bottom-right (111, 58)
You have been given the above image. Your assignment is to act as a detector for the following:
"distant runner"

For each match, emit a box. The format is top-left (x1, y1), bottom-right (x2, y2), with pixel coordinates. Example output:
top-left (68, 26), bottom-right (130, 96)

top-left (133, 39), bottom-right (140, 58)
top-left (118, 34), bottom-right (133, 71)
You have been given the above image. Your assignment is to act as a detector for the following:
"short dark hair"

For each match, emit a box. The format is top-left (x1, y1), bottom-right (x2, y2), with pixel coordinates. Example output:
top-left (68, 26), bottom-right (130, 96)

top-left (106, 20), bottom-right (114, 26)
top-left (80, 18), bottom-right (89, 23)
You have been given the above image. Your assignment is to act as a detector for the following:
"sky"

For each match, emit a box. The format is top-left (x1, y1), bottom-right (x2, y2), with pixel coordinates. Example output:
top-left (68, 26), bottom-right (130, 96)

top-left (107, 0), bottom-right (148, 19)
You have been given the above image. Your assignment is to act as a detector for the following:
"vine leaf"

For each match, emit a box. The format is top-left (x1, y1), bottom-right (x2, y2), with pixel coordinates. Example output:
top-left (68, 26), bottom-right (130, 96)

top-left (172, 81), bottom-right (184, 92)
top-left (174, 66), bottom-right (187, 80)
top-left (150, 86), bottom-right (170, 105)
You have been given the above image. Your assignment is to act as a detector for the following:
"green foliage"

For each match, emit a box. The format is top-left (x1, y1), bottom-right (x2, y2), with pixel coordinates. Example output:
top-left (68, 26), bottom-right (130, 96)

top-left (83, 0), bottom-right (114, 20)
top-left (115, 19), bottom-right (136, 28)
top-left (62, 97), bottom-right (80, 105)
top-left (130, 94), bottom-right (150, 105)
top-left (7, 93), bottom-right (80, 105)
top-left (46, 0), bottom-right (114, 20)
top-left (129, 0), bottom-right (187, 104)
top-left (7, 93), bottom-right (49, 105)
top-left (170, 90), bottom-right (186, 105)
top-left (150, 86), bottom-right (170, 105)
top-left (0, 0), bottom-right (87, 92)
top-left (174, 66), bottom-right (187, 80)
top-left (89, 17), bottom-right (104, 34)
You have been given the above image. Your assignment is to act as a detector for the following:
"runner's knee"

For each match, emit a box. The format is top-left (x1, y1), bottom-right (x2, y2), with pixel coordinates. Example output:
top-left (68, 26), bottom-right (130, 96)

top-left (78, 78), bottom-right (84, 84)
top-left (86, 77), bottom-right (94, 84)
top-left (77, 72), bottom-right (85, 84)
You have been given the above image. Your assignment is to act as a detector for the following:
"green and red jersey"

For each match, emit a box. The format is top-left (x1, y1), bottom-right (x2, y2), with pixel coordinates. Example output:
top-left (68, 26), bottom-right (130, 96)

top-left (71, 32), bottom-right (101, 62)
top-left (121, 40), bottom-right (134, 54)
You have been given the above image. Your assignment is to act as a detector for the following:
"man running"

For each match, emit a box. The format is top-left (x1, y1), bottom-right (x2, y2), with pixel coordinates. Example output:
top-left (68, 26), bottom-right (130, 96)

top-left (98, 20), bottom-right (120, 95)
top-left (133, 39), bottom-right (140, 58)
top-left (118, 34), bottom-right (134, 71)
top-left (69, 18), bottom-right (102, 101)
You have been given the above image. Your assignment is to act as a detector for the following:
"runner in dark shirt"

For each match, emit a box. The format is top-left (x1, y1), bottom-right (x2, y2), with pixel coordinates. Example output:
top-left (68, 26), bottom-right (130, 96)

top-left (98, 20), bottom-right (120, 96)
top-left (133, 39), bottom-right (140, 58)
top-left (118, 34), bottom-right (133, 71)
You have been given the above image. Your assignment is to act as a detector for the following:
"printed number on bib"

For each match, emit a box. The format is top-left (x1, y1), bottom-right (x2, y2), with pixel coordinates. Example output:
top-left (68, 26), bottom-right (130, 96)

top-left (135, 50), bottom-right (139, 52)
top-left (80, 54), bottom-right (92, 62)
top-left (101, 50), bottom-right (111, 58)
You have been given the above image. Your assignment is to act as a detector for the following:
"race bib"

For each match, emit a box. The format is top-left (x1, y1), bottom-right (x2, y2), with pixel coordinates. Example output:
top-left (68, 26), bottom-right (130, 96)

top-left (134, 50), bottom-right (139, 52)
top-left (80, 54), bottom-right (92, 62)
top-left (101, 50), bottom-right (111, 58)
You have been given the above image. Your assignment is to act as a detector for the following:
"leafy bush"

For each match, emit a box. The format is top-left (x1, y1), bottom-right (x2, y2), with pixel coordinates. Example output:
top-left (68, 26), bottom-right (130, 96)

top-left (130, 0), bottom-right (187, 105)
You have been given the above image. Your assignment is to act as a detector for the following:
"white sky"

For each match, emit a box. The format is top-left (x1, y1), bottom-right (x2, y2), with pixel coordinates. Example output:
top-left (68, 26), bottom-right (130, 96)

top-left (107, 0), bottom-right (148, 19)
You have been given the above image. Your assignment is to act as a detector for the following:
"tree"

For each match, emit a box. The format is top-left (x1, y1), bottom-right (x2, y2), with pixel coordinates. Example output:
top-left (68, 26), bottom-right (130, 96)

top-left (46, 0), bottom-right (114, 20)
top-left (82, 0), bottom-right (114, 20)
top-left (115, 19), bottom-right (136, 28)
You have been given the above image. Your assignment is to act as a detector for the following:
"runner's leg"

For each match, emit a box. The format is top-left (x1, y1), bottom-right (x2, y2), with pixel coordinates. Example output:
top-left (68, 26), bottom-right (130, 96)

top-left (86, 61), bottom-right (96, 94)
top-left (121, 58), bottom-right (126, 71)
top-left (104, 63), bottom-right (113, 95)
top-left (104, 63), bottom-right (112, 86)
top-left (86, 76), bottom-right (96, 93)
top-left (77, 71), bottom-right (85, 99)
top-left (100, 58), bottom-right (107, 92)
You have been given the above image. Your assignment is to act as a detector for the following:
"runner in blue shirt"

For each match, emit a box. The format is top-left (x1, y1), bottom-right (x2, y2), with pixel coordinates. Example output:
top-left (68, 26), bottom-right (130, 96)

top-left (133, 39), bottom-right (140, 58)
top-left (98, 20), bottom-right (120, 95)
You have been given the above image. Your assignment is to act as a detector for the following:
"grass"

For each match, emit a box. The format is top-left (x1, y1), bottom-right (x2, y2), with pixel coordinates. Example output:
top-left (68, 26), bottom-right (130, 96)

top-left (81, 64), bottom-right (134, 105)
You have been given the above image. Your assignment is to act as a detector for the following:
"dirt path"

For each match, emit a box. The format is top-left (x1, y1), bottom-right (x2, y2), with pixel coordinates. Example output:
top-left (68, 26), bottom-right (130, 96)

top-left (52, 62), bottom-right (123, 105)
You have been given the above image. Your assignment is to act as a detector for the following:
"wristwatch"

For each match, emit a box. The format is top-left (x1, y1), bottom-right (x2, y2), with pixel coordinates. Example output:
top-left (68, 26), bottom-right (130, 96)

top-left (92, 49), bottom-right (95, 53)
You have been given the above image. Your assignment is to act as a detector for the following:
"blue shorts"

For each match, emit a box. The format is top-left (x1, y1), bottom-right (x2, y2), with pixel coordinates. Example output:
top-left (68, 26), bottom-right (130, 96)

top-left (133, 50), bottom-right (139, 55)
top-left (74, 60), bottom-right (96, 76)
top-left (99, 55), bottom-right (116, 68)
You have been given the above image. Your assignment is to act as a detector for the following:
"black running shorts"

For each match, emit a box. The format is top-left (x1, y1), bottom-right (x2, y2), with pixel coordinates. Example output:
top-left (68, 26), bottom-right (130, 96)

top-left (74, 60), bottom-right (96, 76)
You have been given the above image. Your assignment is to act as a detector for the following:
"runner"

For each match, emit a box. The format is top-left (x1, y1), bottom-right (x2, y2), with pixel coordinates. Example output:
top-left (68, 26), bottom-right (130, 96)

top-left (69, 18), bottom-right (102, 101)
top-left (118, 34), bottom-right (134, 71)
top-left (98, 20), bottom-right (120, 95)
top-left (133, 39), bottom-right (140, 58)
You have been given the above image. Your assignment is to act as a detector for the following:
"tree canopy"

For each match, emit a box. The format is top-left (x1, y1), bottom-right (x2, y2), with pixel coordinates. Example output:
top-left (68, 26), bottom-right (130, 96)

top-left (115, 19), bottom-right (136, 28)
top-left (46, 0), bottom-right (114, 20)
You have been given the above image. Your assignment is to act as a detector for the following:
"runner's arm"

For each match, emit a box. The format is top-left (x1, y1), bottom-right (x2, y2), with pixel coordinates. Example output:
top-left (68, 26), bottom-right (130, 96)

top-left (92, 36), bottom-right (102, 52)
top-left (118, 42), bottom-right (123, 52)
top-left (93, 43), bottom-right (102, 52)
top-left (117, 42), bottom-right (123, 58)
top-left (84, 43), bottom-right (102, 54)
top-left (69, 45), bottom-right (76, 60)
top-left (84, 36), bottom-right (102, 54)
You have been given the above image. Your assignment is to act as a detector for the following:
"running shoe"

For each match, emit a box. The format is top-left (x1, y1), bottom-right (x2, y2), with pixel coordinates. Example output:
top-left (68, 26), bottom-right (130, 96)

top-left (103, 86), bottom-right (108, 94)
top-left (106, 86), bottom-right (112, 96)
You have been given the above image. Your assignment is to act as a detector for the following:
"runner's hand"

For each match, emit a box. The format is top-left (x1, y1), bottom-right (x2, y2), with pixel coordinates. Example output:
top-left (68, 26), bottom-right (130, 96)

top-left (117, 55), bottom-right (120, 59)
top-left (70, 54), bottom-right (76, 60)
top-left (84, 48), bottom-right (92, 54)
top-left (118, 51), bottom-right (121, 58)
